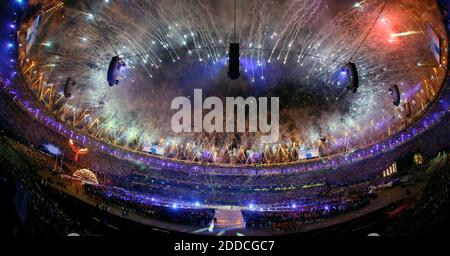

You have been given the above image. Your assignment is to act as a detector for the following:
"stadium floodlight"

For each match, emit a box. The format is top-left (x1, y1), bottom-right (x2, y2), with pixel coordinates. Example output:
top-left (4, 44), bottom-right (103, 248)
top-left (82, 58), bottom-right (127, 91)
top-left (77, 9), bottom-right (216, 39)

top-left (64, 77), bottom-right (76, 98)
top-left (346, 62), bottom-right (359, 93)
top-left (389, 84), bottom-right (401, 107)
top-left (107, 56), bottom-right (126, 87)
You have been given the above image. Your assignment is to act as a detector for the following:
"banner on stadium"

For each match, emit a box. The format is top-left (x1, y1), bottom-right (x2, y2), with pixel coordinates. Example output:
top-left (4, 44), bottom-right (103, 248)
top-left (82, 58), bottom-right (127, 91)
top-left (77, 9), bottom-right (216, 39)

top-left (26, 15), bottom-right (41, 55)
top-left (298, 147), bottom-right (320, 160)
top-left (427, 23), bottom-right (441, 64)
top-left (143, 144), bottom-right (165, 155)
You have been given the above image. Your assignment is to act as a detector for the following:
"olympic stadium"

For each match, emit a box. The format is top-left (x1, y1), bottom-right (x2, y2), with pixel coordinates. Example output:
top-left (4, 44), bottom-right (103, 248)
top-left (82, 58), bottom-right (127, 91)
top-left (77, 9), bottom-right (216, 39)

top-left (0, 0), bottom-right (450, 237)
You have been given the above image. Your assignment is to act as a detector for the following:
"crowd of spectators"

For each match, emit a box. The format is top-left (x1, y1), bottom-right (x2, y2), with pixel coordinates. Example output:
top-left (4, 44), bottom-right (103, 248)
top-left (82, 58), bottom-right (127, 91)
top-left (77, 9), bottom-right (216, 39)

top-left (2, 123), bottom-right (450, 235)
top-left (0, 133), bottom-right (85, 236)
top-left (3, 73), bottom-right (450, 235)
top-left (4, 78), bottom-right (449, 181)
top-left (381, 151), bottom-right (450, 235)
top-left (3, 82), bottom-right (450, 210)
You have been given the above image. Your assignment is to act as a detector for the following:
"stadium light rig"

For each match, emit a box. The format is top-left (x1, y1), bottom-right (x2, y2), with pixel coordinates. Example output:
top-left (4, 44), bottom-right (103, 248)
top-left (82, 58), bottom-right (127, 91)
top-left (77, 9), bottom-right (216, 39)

top-left (346, 62), bottom-right (359, 93)
top-left (107, 56), bottom-right (126, 87)
top-left (227, 0), bottom-right (240, 80)
top-left (228, 43), bottom-right (241, 80)
top-left (389, 84), bottom-right (401, 107)
top-left (64, 77), bottom-right (76, 98)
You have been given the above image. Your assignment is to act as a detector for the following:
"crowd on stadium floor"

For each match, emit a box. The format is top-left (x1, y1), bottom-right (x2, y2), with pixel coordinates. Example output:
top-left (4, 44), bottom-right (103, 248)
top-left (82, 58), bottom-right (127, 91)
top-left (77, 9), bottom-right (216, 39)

top-left (83, 184), bottom-right (215, 227)
top-left (242, 194), bottom-right (371, 230)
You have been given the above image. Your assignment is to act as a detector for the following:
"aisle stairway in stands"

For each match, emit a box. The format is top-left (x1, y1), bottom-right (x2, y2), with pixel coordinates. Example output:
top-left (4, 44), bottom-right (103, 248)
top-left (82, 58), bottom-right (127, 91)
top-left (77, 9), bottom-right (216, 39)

top-left (214, 209), bottom-right (245, 230)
